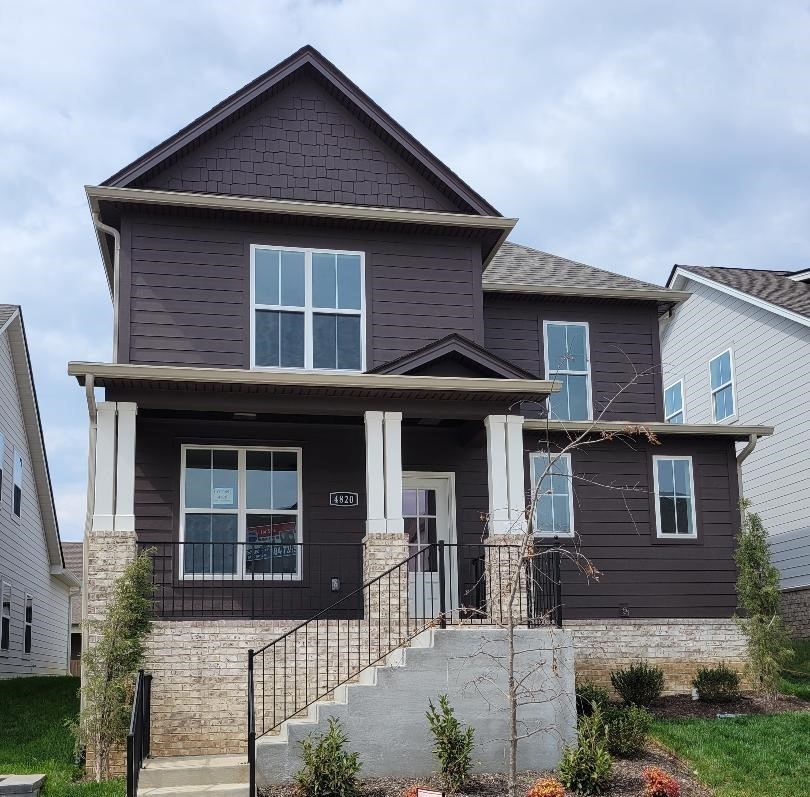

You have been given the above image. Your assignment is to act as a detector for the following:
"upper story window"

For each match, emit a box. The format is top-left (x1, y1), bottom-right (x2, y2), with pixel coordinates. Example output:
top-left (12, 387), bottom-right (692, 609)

top-left (251, 246), bottom-right (365, 372)
top-left (653, 455), bottom-right (697, 538)
top-left (543, 321), bottom-right (592, 421)
top-left (12, 452), bottom-right (23, 518)
top-left (664, 381), bottom-right (685, 424)
top-left (709, 349), bottom-right (735, 422)
top-left (530, 452), bottom-right (575, 537)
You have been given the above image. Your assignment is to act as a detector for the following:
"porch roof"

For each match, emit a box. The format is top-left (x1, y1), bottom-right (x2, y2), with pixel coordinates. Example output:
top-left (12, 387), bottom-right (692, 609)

top-left (523, 418), bottom-right (774, 440)
top-left (67, 361), bottom-right (559, 404)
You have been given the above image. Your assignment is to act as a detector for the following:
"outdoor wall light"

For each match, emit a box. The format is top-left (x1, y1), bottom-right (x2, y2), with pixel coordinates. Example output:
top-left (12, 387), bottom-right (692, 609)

top-left (331, 577), bottom-right (341, 592)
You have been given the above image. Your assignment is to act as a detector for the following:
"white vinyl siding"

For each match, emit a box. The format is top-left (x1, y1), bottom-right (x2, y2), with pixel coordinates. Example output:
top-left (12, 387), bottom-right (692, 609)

top-left (530, 452), bottom-right (575, 537)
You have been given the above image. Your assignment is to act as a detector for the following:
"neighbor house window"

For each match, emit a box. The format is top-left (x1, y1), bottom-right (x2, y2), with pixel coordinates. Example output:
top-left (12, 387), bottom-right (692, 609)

top-left (180, 445), bottom-right (302, 579)
top-left (23, 595), bottom-right (32, 655)
top-left (653, 456), bottom-right (697, 538)
top-left (709, 349), bottom-right (735, 422)
top-left (12, 452), bottom-right (23, 518)
top-left (664, 381), bottom-right (685, 424)
top-left (543, 322), bottom-right (591, 420)
top-left (251, 246), bottom-right (364, 371)
top-left (1, 582), bottom-right (10, 652)
top-left (530, 452), bottom-right (575, 536)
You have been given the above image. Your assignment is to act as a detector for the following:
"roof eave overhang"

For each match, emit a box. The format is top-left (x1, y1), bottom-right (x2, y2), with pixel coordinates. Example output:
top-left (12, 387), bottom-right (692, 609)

top-left (483, 281), bottom-right (691, 305)
top-left (523, 418), bottom-right (774, 440)
top-left (51, 566), bottom-right (81, 589)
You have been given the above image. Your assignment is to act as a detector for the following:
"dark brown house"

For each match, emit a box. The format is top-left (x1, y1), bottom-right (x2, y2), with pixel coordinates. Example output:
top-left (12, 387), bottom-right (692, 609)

top-left (70, 47), bottom-right (771, 792)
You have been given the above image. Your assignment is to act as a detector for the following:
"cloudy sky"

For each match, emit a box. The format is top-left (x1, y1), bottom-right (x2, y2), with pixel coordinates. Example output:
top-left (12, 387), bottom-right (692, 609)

top-left (1, 1), bottom-right (809, 541)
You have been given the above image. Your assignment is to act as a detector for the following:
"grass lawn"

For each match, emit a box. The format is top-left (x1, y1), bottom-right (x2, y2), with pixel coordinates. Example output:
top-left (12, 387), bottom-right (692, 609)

top-left (0, 676), bottom-right (123, 797)
top-left (651, 712), bottom-right (810, 797)
top-left (780, 639), bottom-right (810, 700)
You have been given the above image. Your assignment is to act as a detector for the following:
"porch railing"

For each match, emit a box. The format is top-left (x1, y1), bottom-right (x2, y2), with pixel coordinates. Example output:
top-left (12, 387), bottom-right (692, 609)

top-left (126, 669), bottom-right (151, 797)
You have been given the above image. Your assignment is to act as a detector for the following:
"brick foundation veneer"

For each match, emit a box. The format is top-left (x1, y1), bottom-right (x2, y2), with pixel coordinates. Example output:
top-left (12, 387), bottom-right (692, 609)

top-left (569, 618), bottom-right (748, 694)
top-left (781, 587), bottom-right (810, 639)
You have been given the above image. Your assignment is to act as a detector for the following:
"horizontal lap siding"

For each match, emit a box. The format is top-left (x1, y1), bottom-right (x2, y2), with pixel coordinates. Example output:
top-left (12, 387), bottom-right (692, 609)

top-left (483, 296), bottom-right (663, 422)
top-left (122, 213), bottom-right (482, 369)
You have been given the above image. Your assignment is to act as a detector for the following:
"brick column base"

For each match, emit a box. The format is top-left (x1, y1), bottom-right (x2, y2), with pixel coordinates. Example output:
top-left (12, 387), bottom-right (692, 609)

top-left (484, 536), bottom-right (528, 625)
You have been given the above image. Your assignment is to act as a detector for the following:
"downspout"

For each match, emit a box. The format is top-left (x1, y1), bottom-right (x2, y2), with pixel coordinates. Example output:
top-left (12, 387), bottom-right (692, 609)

top-left (92, 214), bottom-right (121, 363)
top-left (735, 433), bottom-right (759, 527)
top-left (80, 375), bottom-right (96, 705)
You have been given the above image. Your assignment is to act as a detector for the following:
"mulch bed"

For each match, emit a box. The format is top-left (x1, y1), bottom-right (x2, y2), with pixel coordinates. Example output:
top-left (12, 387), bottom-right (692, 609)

top-left (262, 744), bottom-right (709, 797)
top-left (649, 691), bottom-right (810, 720)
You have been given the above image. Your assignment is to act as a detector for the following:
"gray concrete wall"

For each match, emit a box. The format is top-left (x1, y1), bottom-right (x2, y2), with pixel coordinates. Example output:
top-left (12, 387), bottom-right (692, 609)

top-left (256, 627), bottom-right (575, 785)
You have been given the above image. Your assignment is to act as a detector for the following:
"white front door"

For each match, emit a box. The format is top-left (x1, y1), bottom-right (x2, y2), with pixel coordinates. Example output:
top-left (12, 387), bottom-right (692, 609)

top-left (403, 474), bottom-right (454, 619)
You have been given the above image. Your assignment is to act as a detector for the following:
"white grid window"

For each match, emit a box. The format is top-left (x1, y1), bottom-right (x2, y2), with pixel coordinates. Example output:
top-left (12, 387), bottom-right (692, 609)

top-left (653, 456), bottom-right (698, 538)
top-left (180, 445), bottom-right (303, 580)
top-left (23, 594), bottom-right (32, 655)
top-left (543, 322), bottom-right (592, 421)
top-left (251, 246), bottom-right (365, 372)
top-left (664, 381), bottom-right (685, 424)
top-left (530, 452), bottom-right (575, 537)
top-left (1, 582), bottom-right (10, 652)
top-left (709, 349), bottom-right (735, 422)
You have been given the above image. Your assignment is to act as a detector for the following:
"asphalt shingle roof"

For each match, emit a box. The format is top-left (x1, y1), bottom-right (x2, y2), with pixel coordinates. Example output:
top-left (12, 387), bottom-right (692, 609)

top-left (677, 265), bottom-right (810, 319)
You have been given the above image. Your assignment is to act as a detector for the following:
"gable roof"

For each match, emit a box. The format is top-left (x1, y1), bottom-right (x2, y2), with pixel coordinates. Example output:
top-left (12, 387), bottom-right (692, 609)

top-left (669, 265), bottom-right (810, 328)
top-left (101, 45), bottom-right (498, 217)
top-left (483, 242), bottom-right (689, 308)
top-left (0, 306), bottom-right (67, 573)
top-left (369, 333), bottom-right (538, 379)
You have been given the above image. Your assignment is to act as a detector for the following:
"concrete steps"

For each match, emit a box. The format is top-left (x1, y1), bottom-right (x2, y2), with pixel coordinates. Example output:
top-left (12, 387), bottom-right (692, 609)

top-left (138, 754), bottom-right (248, 797)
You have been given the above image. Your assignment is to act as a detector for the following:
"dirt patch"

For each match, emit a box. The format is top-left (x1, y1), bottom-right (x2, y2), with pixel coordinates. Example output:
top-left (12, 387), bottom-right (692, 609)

top-left (649, 691), bottom-right (810, 720)
top-left (261, 745), bottom-right (709, 797)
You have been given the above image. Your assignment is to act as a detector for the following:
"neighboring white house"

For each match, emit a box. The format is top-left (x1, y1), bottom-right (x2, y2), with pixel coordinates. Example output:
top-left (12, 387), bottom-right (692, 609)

top-left (0, 305), bottom-right (79, 678)
top-left (660, 266), bottom-right (810, 635)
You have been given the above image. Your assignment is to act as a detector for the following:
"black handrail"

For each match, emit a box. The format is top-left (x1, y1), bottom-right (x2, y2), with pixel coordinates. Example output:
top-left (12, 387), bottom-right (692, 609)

top-left (247, 650), bottom-right (256, 797)
top-left (126, 670), bottom-right (151, 797)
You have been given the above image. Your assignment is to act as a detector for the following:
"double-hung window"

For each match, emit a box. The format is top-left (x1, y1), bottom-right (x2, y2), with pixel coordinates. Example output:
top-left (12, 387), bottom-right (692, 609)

top-left (23, 595), bottom-right (32, 655)
top-left (252, 246), bottom-right (364, 372)
top-left (664, 381), bottom-right (685, 424)
top-left (181, 445), bottom-right (302, 579)
top-left (530, 452), bottom-right (575, 537)
top-left (1, 582), bottom-right (10, 652)
top-left (653, 456), bottom-right (697, 538)
top-left (544, 322), bottom-right (592, 420)
top-left (12, 452), bottom-right (22, 518)
top-left (709, 349), bottom-right (735, 422)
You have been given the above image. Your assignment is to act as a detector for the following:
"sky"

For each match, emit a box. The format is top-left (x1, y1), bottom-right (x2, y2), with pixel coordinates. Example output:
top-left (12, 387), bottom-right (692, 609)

top-left (1, 0), bottom-right (809, 542)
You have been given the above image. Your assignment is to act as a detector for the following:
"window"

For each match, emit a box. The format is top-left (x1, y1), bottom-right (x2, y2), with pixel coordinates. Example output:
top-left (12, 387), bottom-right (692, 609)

top-left (653, 456), bottom-right (697, 538)
top-left (1, 582), bottom-right (10, 652)
top-left (12, 451), bottom-right (22, 518)
top-left (664, 381), bottom-right (685, 424)
top-left (180, 445), bottom-right (302, 579)
top-left (543, 322), bottom-right (592, 420)
top-left (23, 594), bottom-right (32, 655)
top-left (709, 349), bottom-right (735, 422)
top-left (251, 246), bottom-right (364, 372)
top-left (0, 433), bottom-right (4, 499)
top-left (530, 452), bottom-right (575, 536)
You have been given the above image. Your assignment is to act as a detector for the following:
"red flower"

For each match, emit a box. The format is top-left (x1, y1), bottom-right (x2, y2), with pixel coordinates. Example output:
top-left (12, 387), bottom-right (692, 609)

top-left (642, 767), bottom-right (680, 797)
top-left (527, 778), bottom-right (565, 797)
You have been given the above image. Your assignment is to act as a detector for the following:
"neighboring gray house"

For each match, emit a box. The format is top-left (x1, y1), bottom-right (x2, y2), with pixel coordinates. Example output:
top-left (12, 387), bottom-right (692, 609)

top-left (661, 266), bottom-right (810, 636)
top-left (0, 305), bottom-right (79, 678)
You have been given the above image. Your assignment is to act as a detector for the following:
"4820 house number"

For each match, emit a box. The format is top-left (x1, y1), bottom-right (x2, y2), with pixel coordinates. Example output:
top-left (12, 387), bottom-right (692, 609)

top-left (329, 492), bottom-right (359, 507)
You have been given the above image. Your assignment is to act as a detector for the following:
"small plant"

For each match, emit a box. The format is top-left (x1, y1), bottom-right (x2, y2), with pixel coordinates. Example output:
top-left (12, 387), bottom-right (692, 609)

top-left (642, 767), bottom-right (680, 797)
top-left (527, 777), bottom-right (565, 797)
top-left (602, 704), bottom-right (650, 757)
top-left (692, 663), bottom-right (742, 703)
top-left (401, 787), bottom-right (424, 797)
top-left (426, 694), bottom-right (475, 791)
top-left (559, 706), bottom-right (613, 795)
top-left (576, 682), bottom-right (611, 717)
top-left (610, 662), bottom-right (664, 707)
top-left (295, 718), bottom-right (361, 797)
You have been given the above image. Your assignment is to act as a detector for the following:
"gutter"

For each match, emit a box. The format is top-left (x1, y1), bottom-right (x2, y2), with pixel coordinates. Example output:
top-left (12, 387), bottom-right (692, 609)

top-left (91, 214), bottom-right (120, 362)
top-left (80, 375), bottom-right (96, 695)
top-left (735, 433), bottom-right (760, 520)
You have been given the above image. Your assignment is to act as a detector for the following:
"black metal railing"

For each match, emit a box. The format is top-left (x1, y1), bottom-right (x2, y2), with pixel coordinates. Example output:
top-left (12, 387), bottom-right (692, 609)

top-left (126, 670), bottom-right (151, 797)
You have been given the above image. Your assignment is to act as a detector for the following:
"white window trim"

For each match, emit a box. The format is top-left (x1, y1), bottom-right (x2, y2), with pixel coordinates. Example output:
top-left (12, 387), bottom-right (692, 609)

top-left (530, 451), bottom-right (576, 538)
top-left (249, 244), bottom-right (366, 373)
top-left (23, 593), bottom-right (32, 657)
top-left (653, 455), bottom-right (698, 539)
top-left (708, 348), bottom-right (737, 424)
top-left (664, 379), bottom-right (686, 424)
top-left (542, 320), bottom-right (593, 421)
top-left (0, 580), bottom-right (10, 654)
top-left (179, 444), bottom-right (303, 581)
top-left (11, 448), bottom-right (23, 521)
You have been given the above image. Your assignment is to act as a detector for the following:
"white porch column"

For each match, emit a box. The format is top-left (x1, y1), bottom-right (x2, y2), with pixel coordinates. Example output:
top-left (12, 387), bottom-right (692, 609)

top-left (92, 402), bottom-right (117, 531)
top-left (383, 411), bottom-right (403, 533)
top-left (364, 411), bottom-right (386, 533)
top-left (114, 402), bottom-right (138, 532)
top-left (485, 415), bottom-right (510, 534)
top-left (505, 415), bottom-right (527, 531)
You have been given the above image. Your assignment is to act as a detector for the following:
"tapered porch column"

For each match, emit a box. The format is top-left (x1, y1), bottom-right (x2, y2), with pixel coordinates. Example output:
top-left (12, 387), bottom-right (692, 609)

top-left (114, 402), bottom-right (138, 532)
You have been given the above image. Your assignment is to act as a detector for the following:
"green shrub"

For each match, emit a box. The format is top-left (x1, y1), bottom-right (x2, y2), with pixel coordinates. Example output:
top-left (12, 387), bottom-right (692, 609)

top-left (426, 694), bottom-right (475, 791)
top-left (692, 664), bottom-right (742, 703)
top-left (576, 682), bottom-right (611, 717)
top-left (610, 662), bottom-right (664, 707)
top-left (603, 704), bottom-right (651, 757)
top-left (559, 706), bottom-right (613, 795)
top-left (295, 718), bottom-right (361, 797)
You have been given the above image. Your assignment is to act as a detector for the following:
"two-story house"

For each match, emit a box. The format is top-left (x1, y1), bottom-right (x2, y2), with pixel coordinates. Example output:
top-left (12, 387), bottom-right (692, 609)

top-left (69, 47), bottom-right (772, 792)
top-left (662, 265), bottom-right (810, 638)
top-left (0, 305), bottom-right (78, 678)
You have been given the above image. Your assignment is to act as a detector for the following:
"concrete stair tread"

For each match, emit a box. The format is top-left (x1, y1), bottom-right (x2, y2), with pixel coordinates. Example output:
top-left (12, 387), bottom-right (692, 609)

top-left (138, 784), bottom-right (248, 797)
top-left (143, 755), bottom-right (247, 770)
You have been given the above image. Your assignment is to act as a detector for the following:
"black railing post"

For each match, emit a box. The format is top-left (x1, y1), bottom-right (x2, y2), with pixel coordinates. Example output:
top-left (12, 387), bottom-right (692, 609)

top-left (247, 648), bottom-right (256, 797)
top-left (144, 673), bottom-right (152, 760)
top-left (438, 541), bottom-right (447, 629)
top-left (553, 548), bottom-right (563, 628)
